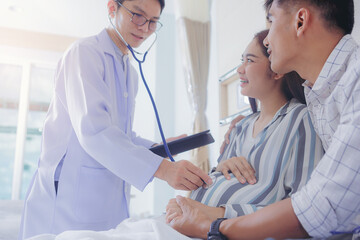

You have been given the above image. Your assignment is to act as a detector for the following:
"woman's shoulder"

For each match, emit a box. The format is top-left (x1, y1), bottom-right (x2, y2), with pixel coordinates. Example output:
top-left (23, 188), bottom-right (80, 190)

top-left (282, 99), bottom-right (312, 125)
top-left (284, 98), bottom-right (307, 115)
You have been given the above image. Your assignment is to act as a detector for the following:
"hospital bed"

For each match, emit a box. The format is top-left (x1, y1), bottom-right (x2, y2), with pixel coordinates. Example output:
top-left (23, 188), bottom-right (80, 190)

top-left (0, 200), bottom-right (23, 240)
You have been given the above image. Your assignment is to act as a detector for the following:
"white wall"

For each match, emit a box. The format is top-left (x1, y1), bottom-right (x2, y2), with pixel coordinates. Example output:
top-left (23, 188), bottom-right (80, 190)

top-left (215, 0), bottom-right (267, 76)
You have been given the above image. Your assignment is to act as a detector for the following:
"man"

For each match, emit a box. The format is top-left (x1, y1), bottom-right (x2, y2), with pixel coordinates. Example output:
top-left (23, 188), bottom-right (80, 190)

top-left (169, 0), bottom-right (360, 239)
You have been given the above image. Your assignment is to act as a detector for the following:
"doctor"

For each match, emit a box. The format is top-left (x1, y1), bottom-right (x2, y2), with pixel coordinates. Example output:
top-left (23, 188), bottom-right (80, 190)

top-left (19, 0), bottom-right (212, 239)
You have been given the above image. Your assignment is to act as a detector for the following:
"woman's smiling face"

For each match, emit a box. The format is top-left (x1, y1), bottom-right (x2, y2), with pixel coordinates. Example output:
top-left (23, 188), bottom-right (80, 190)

top-left (237, 39), bottom-right (277, 100)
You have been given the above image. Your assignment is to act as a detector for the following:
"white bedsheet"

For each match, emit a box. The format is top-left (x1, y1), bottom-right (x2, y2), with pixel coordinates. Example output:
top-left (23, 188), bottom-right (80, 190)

top-left (28, 215), bottom-right (200, 240)
top-left (21, 211), bottom-right (357, 240)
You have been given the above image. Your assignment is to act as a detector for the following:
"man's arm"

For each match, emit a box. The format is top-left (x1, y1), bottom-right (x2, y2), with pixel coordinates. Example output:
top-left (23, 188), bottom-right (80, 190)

top-left (171, 196), bottom-right (309, 240)
top-left (219, 198), bottom-right (309, 240)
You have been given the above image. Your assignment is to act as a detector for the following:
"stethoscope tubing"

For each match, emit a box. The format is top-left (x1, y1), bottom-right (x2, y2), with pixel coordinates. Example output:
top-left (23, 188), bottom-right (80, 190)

top-left (109, 14), bottom-right (176, 162)
top-left (136, 60), bottom-right (176, 162)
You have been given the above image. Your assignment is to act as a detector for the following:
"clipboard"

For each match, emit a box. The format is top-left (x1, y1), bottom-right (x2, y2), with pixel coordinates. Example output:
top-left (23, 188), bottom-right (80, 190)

top-left (149, 130), bottom-right (215, 158)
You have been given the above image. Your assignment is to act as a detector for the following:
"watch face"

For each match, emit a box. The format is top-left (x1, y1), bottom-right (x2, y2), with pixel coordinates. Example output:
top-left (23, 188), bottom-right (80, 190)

top-left (208, 235), bottom-right (222, 240)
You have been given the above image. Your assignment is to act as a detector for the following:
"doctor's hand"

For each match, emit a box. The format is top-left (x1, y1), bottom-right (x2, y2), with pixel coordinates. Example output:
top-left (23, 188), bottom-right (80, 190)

top-left (220, 115), bottom-right (245, 154)
top-left (155, 160), bottom-right (212, 191)
top-left (169, 196), bottom-right (211, 239)
top-left (217, 156), bottom-right (256, 184)
top-left (165, 134), bottom-right (187, 143)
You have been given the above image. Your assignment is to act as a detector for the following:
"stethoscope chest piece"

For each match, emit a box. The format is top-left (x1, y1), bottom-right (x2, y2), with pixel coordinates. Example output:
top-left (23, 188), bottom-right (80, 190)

top-left (202, 174), bottom-right (217, 189)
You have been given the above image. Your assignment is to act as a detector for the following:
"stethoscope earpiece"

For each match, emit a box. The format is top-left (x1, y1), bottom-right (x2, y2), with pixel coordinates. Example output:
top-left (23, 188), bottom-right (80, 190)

top-left (110, 11), bottom-right (116, 18)
top-left (107, 13), bottom-right (157, 62)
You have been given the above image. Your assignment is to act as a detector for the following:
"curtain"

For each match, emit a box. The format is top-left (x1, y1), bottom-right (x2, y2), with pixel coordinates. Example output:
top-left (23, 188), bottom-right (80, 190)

top-left (175, 0), bottom-right (211, 173)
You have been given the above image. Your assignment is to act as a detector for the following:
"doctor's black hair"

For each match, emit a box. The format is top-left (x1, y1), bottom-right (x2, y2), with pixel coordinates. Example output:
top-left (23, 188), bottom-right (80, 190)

top-left (253, 29), bottom-right (306, 107)
top-left (115, 0), bottom-right (165, 12)
top-left (264, 0), bottom-right (354, 35)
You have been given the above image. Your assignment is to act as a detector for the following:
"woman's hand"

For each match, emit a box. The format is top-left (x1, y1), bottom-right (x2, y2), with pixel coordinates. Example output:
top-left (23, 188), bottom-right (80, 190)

top-left (220, 115), bottom-right (245, 154)
top-left (216, 156), bottom-right (257, 184)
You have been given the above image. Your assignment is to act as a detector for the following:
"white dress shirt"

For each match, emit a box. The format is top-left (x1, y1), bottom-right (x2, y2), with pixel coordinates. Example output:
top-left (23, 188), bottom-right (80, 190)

top-left (292, 35), bottom-right (360, 238)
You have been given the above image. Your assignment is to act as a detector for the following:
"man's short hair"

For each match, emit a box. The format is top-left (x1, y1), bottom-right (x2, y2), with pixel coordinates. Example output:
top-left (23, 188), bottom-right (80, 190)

top-left (264, 0), bottom-right (354, 35)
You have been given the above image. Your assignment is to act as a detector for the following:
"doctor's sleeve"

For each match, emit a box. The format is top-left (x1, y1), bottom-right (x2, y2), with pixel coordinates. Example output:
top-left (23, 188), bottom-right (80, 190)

top-left (131, 132), bottom-right (156, 148)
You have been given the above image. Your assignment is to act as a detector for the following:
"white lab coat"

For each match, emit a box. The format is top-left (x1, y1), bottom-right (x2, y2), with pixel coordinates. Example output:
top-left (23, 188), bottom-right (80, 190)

top-left (19, 29), bottom-right (164, 239)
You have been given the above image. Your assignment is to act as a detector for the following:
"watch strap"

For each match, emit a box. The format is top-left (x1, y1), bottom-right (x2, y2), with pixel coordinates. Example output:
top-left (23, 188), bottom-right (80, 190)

top-left (207, 218), bottom-right (228, 240)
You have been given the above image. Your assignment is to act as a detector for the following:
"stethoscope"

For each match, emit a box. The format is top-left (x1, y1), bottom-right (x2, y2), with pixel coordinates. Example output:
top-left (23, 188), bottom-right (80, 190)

top-left (108, 13), bottom-right (176, 162)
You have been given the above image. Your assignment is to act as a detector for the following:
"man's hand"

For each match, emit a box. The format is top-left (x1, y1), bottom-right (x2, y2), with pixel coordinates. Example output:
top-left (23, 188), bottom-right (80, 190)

top-left (169, 196), bottom-right (212, 239)
top-left (166, 197), bottom-right (225, 224)
top-left (217, 156), bottom-right (256, 184)
top-left (155, 160), bottom-right (212, 191)
top-left (220, 115), bottom-right (245, 154)
top-left (165, 198), bottom-right (183, 223)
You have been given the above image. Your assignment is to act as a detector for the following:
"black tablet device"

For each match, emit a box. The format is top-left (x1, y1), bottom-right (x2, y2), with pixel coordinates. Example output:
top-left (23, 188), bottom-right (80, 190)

top-left (149, 130), bottom-right (215, 158)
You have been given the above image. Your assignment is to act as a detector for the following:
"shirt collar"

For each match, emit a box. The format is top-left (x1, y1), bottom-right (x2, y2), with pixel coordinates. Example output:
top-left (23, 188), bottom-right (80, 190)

top-left (278, 98), bottom-right (301, 116)
top-left (97, 29), bottom-right (130, 65)
top-left (312, 34), bottom-right (357, 92)
top-left (97, 29), bottom-right (127, 59)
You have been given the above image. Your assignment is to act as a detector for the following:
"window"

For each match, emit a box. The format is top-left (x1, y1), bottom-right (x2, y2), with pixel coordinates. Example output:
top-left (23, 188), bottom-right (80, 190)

top-left (21, 66), bottom-right (54, 199)
top-left (0, 63), bottom-right (22, 199)
top-left (0, 60), bottom-right (55, 200)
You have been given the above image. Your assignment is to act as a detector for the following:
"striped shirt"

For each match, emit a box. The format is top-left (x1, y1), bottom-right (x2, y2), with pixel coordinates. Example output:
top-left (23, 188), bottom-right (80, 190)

top-left (292, 35), bottom-right (360, 238)
top-left (190, 99), bottom-right (324, 218)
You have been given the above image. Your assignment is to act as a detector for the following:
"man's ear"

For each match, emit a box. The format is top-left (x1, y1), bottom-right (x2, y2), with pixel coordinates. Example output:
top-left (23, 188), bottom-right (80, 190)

top-left (295, 8), bottom-right (310, 37)
top-left (107, 0), bottom-right (118, 17)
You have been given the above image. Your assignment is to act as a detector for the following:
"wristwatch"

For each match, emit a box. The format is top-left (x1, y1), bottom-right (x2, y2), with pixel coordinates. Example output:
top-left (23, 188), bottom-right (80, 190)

top-left (207, 218), bottom-right (228, 240)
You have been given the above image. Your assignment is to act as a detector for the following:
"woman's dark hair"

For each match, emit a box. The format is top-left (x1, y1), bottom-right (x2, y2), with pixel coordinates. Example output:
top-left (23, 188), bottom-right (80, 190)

top-left (249, 29), bottom-right (306, 113)
top-left (116, 0), bottom-right (165, 12)
top-left (264, 0), bottom-right (354, 35)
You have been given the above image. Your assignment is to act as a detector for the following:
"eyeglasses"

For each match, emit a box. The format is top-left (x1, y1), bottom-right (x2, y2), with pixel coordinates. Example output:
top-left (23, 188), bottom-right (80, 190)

top-left (117, 1), bottom-right (163, 32)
